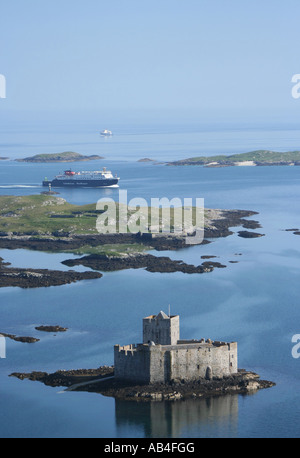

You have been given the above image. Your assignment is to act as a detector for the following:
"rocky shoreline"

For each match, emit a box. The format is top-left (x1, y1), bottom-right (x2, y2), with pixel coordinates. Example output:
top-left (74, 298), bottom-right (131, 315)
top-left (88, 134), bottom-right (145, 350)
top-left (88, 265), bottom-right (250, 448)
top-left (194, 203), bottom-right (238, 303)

top-left (35, 325), bottom-right (68, 333)
top-left (170, 160), bottom-right (300, 167)
top-left (10, 367), bottom-right (275, 402)
top-left (0, 209), bottom-right (260, 252)
top-left (166, 150), bottom-right (300, 167)
top-left (0, 257), bottom-right (102, 288)
top-left (0, 325), bottom-right (68, 344)
top-left (0, 332), bottom-right (40, 344)
top-left (0, 208), bottom-right (263, 286)
top-left (61, 252), bottom-right (219, 274)
top-left (237, 230), bottom-right (265, 238)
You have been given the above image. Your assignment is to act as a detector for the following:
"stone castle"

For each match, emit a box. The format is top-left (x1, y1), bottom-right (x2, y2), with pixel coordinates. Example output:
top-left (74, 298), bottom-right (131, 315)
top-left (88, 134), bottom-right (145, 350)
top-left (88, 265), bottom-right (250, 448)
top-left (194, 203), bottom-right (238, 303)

top-left (114, 311), bottom-right (238, 384)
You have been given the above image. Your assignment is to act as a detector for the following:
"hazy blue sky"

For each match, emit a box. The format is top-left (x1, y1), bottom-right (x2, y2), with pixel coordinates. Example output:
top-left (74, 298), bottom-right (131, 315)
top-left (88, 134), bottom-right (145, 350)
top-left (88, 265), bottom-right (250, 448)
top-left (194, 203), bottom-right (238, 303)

top-left (1, 0), bottom-right (300, 125)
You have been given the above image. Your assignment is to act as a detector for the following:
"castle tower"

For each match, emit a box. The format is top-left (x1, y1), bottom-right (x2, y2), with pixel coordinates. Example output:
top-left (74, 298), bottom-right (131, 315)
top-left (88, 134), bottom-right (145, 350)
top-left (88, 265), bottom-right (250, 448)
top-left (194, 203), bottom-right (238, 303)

top-left (143, 311), bottom-right (180, 346)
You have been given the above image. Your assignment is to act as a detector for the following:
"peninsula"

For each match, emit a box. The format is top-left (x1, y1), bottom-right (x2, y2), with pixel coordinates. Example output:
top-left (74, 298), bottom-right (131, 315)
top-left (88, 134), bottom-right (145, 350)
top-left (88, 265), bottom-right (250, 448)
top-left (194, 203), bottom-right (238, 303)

top-left (168, 150), bottom-right (300, 167)
top-left (16, 151), bottom-right (104, 163)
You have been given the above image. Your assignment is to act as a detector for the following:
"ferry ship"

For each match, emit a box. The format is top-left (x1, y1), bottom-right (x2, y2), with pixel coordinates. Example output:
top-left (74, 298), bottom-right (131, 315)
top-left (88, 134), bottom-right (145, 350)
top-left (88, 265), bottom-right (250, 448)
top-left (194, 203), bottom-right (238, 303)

top-left (42, 168), bottom-right (119, 188)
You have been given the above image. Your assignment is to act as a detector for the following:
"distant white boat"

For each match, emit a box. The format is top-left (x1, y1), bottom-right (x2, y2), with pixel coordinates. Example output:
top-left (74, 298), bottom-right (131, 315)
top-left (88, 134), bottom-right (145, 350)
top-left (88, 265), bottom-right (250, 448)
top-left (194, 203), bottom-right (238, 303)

top-left (100, 129), bottom-right (113, 136)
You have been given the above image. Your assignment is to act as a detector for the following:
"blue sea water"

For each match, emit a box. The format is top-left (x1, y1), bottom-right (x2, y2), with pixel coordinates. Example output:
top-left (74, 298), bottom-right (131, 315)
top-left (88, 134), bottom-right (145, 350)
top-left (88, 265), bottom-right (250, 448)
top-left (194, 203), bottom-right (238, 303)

top-left (0, 124), bottom-right (300, 438)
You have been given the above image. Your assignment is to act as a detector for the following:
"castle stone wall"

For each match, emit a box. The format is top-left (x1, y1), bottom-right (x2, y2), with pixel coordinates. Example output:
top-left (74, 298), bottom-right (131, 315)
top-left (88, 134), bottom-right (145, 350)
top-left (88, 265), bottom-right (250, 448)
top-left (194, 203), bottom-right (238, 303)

top-left (114, 342), bottom-right (238, 384)
top-left (168, 342), bottom-right (237, 382)
top-left (114, 344), bottom-right (151, 384)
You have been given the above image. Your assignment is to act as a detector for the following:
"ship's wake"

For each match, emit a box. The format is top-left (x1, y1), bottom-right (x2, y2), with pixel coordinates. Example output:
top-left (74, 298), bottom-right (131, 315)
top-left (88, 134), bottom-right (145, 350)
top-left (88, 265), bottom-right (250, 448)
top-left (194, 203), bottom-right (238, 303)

top-left (0, 185), bottom-right (41, 189)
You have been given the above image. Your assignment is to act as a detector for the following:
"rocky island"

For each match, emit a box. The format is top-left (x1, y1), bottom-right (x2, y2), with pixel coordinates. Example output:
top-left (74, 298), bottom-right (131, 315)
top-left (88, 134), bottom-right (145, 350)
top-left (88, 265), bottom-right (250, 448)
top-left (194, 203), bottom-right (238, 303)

top-left (10, 366), bottom-right (275, 401)
top-left (0, 332), bottom-right (40, 344)
top-left (0, 257), bottom-right (102, 288)
top-left (35, 325), bottom-right (68, 333)
top-left (16, 151), bottom-right (104, 163)
top-left (167, 150), bottom-right (300, 167)
top-left (237, 230), bottom-right (265, 238)
top-left (285, 228), bottom-right (300, 236)
top-left (137, 158), bottom-right (155, 162)
top-left (61, 252), bottom-right (219, 274)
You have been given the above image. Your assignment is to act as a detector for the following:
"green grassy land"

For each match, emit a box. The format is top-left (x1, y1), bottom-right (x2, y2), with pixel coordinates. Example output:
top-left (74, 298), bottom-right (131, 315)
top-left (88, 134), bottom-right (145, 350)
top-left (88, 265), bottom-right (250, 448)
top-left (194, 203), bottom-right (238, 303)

top-left (0, 195), bottom-right (204, 234)
top-left (171, 150), bottom-right (300, 164)
top-left (65, 243), bottom-right (150, 257)
top-left (16, 151), bottom-right (103, 162)
top-left (0, 195), bottom-right (102, 235)
top-left (0, 195), bottom-right (205, 255)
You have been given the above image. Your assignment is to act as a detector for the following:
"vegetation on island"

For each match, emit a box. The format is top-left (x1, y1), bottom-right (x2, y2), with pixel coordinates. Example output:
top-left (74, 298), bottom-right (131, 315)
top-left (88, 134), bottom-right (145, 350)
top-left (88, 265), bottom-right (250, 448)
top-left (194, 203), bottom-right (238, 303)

top-left (0, 195), bottom-right (260, 257)
top-left (0, 195), bottom-right (102, 235)
top-left (0, 195), bottom-right (204, 256)
top-left (168, 150), bottom-right (300, 166)
top-left (16, 151), bottom-right (104, 163)
top-left (0, 195), bottom-right (144, 255)
top-left (0, 195), bottom-right (207, 235)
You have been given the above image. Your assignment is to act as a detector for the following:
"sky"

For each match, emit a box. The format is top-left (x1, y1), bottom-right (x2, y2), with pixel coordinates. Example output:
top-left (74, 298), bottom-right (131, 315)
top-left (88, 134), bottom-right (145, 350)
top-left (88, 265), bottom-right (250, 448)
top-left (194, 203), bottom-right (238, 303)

top-left (1, 0), bottom-right (300, 125)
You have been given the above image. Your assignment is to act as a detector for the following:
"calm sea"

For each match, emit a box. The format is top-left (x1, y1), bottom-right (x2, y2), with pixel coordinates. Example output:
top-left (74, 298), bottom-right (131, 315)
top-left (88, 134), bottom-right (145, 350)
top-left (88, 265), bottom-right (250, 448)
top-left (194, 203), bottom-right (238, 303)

top-left (0, 124), bottom-right (300, 438)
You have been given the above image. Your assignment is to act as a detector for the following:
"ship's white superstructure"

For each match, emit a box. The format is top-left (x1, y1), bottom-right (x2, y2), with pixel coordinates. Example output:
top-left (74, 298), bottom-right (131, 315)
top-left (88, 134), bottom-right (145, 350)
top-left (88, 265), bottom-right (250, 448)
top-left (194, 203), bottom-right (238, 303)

top-left (55, 168), bottom-right (115, 181)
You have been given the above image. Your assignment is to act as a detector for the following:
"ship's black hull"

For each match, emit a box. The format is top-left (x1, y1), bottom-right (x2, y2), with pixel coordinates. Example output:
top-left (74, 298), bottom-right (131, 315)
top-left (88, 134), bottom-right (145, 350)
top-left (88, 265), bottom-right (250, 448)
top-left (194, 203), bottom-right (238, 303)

top-left (43, 178), bottom-right (119, 188)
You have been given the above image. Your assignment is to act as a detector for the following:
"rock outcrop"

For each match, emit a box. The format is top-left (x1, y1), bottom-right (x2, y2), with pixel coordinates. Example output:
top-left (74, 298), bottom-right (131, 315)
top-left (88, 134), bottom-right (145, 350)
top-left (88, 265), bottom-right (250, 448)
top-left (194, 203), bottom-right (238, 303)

top-left (10, 367), bottom-right (275, 402)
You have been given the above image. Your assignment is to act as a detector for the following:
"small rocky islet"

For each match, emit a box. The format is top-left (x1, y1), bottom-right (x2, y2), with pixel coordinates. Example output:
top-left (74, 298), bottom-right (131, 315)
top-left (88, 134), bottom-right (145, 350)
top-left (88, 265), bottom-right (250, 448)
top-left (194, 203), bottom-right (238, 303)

top-left (0, 325), bottom-right (68, 345)
top-left (9, 366), bottom-right (275, 402)
top-left (35, 325), bottom-right (68, 333)
top-left (0, 332), bottom-right (40, 344)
